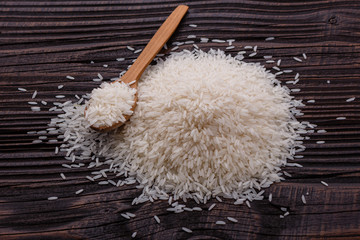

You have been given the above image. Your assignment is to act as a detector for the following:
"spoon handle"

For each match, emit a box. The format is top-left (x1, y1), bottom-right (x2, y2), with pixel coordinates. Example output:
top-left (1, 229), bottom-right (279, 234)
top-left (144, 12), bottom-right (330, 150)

top-left (121, 5), bottom-right (189, 83)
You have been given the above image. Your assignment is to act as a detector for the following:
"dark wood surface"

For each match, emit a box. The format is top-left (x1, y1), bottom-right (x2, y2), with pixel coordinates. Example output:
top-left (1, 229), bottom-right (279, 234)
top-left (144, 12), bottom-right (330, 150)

top-left (1, 0), bottom-right (360, 239)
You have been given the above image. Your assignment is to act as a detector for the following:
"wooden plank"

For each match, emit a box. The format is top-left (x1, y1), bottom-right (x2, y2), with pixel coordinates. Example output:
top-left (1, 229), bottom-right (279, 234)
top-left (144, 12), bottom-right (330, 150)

top-left (0, 0), bottom-right (359, 239)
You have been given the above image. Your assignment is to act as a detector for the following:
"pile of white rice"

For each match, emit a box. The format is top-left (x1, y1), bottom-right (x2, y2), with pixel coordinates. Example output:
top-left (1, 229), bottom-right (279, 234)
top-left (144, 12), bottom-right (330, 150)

top-left (85, 81), bottom-right (136, 128)
top-left (52, 49), bottom-right (308, 204)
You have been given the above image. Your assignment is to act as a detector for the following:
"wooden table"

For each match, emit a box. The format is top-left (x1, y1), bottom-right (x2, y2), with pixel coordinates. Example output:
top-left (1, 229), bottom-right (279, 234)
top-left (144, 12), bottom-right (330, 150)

top-left (1, 1), bottom-right (359, 239)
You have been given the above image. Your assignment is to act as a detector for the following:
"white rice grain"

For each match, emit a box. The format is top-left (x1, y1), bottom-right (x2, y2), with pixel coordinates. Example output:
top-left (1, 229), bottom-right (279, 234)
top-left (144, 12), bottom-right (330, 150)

top-left (208, 203), bottom-right (216, 211)
top-left (32, 91), bottom-right (38, 99)
top-left (265, 37), bottom-right (275, 41)
top-left (227, 217), bottom-right (238, 223)
top-left (321, 181), bottom-right (329, 187)
top-left (75, 189), bottom-right (84, 194)
top-left (301, 195), bottom-right (307, 204)
top-left (154, 215), bottom-right (160, 224)
top-left (182, 227), bottom-right (192, 233)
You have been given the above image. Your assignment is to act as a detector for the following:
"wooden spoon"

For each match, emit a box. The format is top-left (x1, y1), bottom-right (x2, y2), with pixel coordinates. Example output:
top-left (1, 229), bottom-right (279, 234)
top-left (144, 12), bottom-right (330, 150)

top-left (87, 5), bottom-right (189, 132)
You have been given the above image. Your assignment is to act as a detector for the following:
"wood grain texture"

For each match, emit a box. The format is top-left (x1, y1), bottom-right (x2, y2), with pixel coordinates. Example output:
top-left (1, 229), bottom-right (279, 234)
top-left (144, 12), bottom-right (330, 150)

top-left (0, 0), bottom-right (360, 239)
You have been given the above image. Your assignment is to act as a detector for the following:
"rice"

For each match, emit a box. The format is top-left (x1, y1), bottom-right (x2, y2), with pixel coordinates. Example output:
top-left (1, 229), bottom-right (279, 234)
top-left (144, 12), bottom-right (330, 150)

top-left (227, 39), bottom-right (235, 45)
top-left (131, 232), bottom-right (137, 238)
top-left (268, 193), bottom-right (272, 202)
top-left (66, 75), bottom-right (75, 80)
top-left (75, 189), bottom-right (84, 194)
top-left (32, 90), bottom-right (38, 98)
top-left (85, 81), bottom-right (136, 128)
top-left (286, 162), bottom-right (303, 168)
top-left (320, 181), bottom-right (328, 187)
top-left (234, 199), bottom-right (245, 205)
top-left (121, 213), bottom-right (130, 219)
top-left (336, 117), bottom-right (346, 120)
top-left (187, 35), bottom-right (196, 39)
top-left (182, 227), bottom-right (192, 233)
top-left (265, 37), bottom-right (275, 41)
top-left (127, 46), bottom-right (135, 51)
top-left (346, 97), bottom-right (355, 102)
top-left (18, 88), bottom-right (27, 92)
top-left (52, 49), bottom-right (307, 207)
top-left (31, 107), bottom-right (41, 111)
top-left (86, 176), bottom-right (94, 181)
top-left (212, 39), bottom-right (226, 43)
top-left (249, 52), bottom-right (257, 57)
top-left (293, 57), bottom-right (302, 62)
top-left (189, 24), bottom-right (197, 28)
top-left (103, 64), bottom-right (108, 68)
top-left (134, 49), bottom-right (142, 54)
top-left (48, 196), bottom-right (58, 201)
top-left (301, 195), bottom-right (307, 204)
top-left (227, 217), bottom-right (238, 223)
top-left (208, 203), bottom-right (216, 211)
top-left (272, 66), bottom-right (280, 71)
top-left (154, 215), bottom-right (160, 223)
top-left (216, 221), bottom-right (226, 225)
top-left (302, 53), bottom-right (307, 59)
top-left (116, 58), bottom-right (125, 61)
top-left (171, 46), bottom-right (179, 51)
